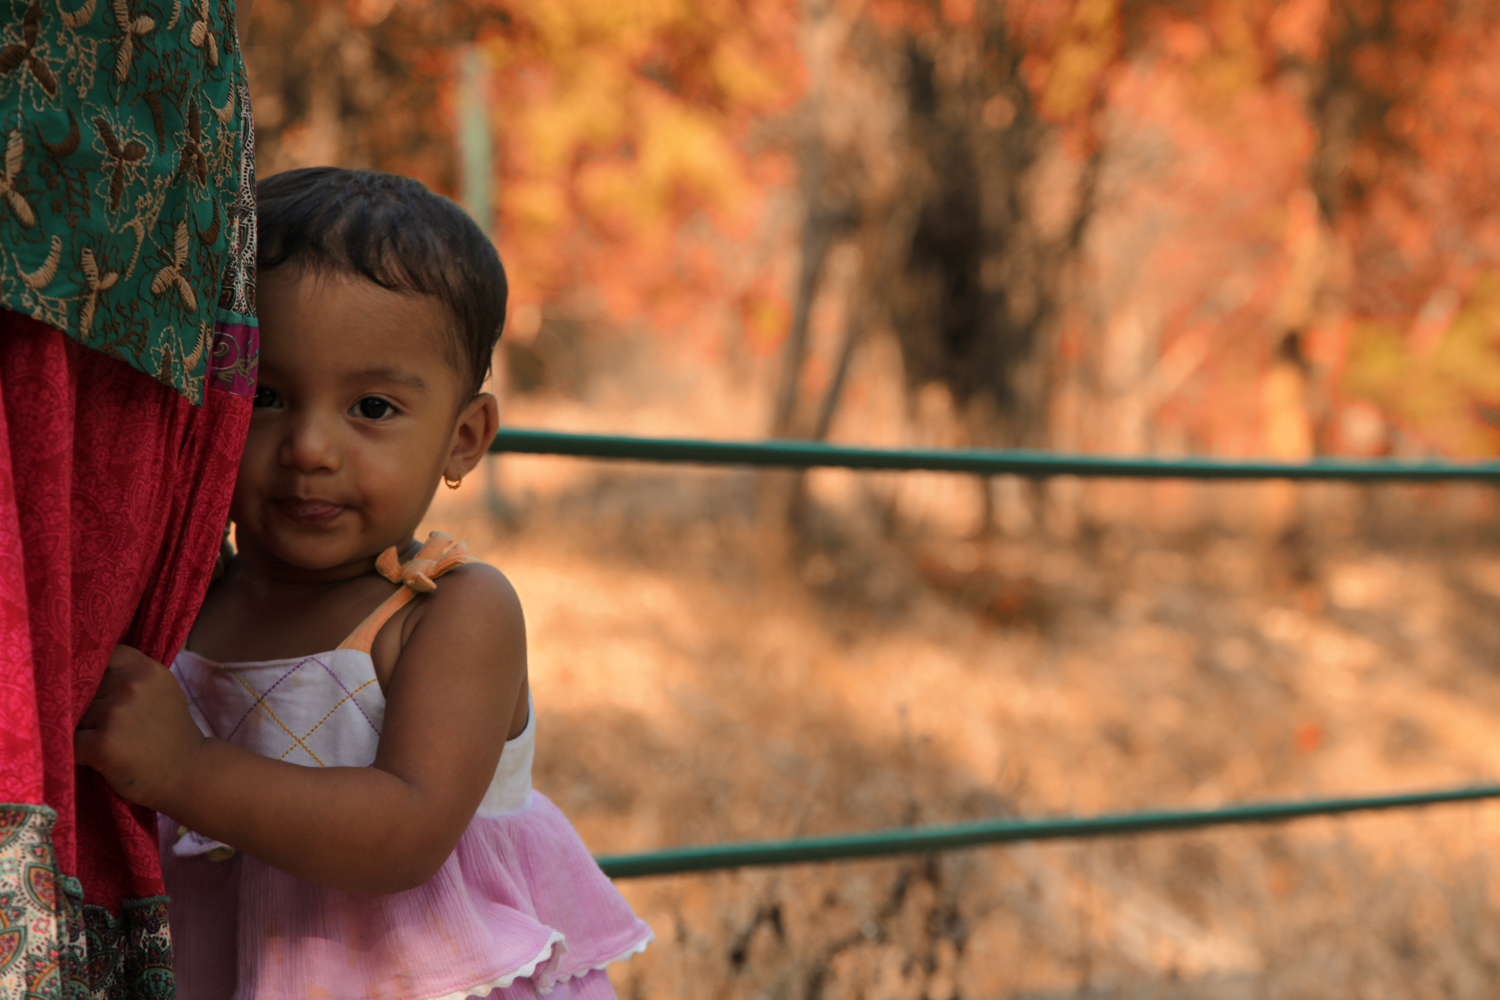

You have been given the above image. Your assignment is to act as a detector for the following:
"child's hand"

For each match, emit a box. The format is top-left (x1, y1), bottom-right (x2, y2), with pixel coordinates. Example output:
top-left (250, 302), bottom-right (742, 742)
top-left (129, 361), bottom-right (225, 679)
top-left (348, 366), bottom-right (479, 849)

top-left (75, 645), bottom-right (204, 812)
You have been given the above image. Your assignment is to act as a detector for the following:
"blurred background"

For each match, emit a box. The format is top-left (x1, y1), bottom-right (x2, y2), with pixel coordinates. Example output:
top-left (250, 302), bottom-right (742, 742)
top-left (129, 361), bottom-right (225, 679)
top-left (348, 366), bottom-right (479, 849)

top-left (246, 2), bottom-right (1500, 996)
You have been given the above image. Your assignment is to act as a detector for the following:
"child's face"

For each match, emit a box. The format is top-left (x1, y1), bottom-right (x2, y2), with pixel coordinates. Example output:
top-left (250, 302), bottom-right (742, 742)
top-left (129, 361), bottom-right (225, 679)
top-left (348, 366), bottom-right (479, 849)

top-left (231, 269), bottom-right (496, 579)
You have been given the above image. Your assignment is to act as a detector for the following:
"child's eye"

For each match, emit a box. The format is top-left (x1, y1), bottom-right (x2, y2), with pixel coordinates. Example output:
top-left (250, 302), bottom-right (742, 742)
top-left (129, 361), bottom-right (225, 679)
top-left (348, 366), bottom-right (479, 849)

top-left (354, 397), bottom-right (397, 420)
top-left (252, 386), bottom-right (281, 409)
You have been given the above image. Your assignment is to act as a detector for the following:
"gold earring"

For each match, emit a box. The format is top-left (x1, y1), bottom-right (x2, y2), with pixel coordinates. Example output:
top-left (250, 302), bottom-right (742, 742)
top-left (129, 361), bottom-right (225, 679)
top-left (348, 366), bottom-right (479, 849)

top-left (443, 474), bottom-right (462, 490)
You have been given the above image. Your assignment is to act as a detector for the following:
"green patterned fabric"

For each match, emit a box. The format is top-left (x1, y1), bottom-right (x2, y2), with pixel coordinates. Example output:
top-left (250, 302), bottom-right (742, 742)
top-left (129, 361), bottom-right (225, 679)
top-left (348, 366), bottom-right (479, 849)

top-left (0, 0), bottom-right (254, 404)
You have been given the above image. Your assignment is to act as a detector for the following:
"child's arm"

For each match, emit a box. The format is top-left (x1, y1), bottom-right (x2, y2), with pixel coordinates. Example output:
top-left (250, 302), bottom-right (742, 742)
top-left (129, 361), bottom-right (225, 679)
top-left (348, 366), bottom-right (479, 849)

top-left (75, 563), bottom-right (526, 895)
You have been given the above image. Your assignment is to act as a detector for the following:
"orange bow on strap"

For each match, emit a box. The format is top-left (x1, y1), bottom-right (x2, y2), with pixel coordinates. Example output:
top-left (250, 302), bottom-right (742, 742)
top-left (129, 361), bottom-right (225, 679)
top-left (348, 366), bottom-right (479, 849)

top-left (338, 531), bottom-right (471, 653)
top-left (375, 531), bottom-right (470, 592)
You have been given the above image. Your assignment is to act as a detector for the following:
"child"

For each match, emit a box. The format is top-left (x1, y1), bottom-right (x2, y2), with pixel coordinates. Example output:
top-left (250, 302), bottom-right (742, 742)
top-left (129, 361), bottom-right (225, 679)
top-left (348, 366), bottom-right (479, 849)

top-left (74, 167), bottom-right (652, 999)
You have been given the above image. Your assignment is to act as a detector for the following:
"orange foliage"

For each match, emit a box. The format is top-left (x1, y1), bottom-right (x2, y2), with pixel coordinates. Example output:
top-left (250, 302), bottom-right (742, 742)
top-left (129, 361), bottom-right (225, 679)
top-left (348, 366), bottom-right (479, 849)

top-left (247, 0), bottom-right (802, 346)
top-left (1329, 8), bottom-right (1500, 454)
top-left (466, 0), bottom-right (803, 324)
top-left (250, 0), bottom-right (1500, 456)
top-left (1010, 0), bottom-right (1500, 456)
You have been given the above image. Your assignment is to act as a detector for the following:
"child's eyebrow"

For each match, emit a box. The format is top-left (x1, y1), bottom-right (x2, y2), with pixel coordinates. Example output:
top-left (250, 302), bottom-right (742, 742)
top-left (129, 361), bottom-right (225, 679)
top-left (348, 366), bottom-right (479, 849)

top-left (348, 367), bottom-right (429, 392)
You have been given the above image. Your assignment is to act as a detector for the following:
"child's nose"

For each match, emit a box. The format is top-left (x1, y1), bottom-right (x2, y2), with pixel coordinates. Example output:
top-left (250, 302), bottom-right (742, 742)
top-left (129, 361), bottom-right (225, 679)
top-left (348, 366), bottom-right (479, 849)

top-left (279, 415), bottom-right (341, 473)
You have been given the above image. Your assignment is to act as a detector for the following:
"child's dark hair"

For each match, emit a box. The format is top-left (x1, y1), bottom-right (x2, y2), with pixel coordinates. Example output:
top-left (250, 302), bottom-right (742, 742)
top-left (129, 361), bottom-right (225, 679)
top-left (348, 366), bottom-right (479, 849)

top-left (257, 167), bottom-right (506, 398)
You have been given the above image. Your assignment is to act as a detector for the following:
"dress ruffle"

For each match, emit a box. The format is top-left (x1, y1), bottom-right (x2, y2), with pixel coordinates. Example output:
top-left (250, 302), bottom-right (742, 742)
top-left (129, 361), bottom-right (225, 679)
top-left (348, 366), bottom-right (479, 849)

top-left (161, 793), bottom-right (652, 1000)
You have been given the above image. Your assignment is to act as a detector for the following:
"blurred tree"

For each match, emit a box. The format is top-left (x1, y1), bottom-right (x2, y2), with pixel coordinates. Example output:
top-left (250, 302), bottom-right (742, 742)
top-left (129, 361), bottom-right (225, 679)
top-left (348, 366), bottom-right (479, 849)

top-left (246, 0), bottom-right (802, 336)
top-left (1317, 0), bottom-right (1500, 456)
top-left (472, 0), bottom-right (803, 316)
top-left (1012, 0), bottom-right (1500, 458)
top-left (243, 0), bottom-right (1500, 460)
top-left (764, 0), bottom-right (1104, 457)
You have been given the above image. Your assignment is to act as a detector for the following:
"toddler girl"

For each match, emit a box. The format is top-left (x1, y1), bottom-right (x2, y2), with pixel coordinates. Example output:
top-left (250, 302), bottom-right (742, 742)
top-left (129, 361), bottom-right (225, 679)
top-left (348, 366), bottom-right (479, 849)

top-left (74, 167), bottom-right (652, 999)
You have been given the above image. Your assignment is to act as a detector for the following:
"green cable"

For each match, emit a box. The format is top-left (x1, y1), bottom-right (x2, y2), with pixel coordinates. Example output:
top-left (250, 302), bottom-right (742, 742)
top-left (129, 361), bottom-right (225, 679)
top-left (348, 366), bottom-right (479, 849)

top-left (596, 783), bottom-right (1500, 878)
top-left (492, 428), bottom-right (1500, 481)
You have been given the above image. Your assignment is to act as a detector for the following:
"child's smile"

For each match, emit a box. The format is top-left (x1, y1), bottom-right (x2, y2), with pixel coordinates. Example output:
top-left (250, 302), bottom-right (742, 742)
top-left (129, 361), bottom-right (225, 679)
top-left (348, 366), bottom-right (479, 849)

top-left (273, 497), bottom-right (347, 525)
top-left (231, 268), bottom-right (491, 583)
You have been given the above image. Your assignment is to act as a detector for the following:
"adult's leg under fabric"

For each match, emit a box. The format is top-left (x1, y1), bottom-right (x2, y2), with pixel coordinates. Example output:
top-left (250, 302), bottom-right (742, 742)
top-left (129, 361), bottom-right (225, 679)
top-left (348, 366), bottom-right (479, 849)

top-left (0, 311), bottom-right (251, 997)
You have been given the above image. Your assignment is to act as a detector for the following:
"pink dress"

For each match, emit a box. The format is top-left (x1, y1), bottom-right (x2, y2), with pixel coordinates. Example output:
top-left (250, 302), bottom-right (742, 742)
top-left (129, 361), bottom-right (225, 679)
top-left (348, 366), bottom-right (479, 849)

top-left (158, 539), bottom-right (652, 1000)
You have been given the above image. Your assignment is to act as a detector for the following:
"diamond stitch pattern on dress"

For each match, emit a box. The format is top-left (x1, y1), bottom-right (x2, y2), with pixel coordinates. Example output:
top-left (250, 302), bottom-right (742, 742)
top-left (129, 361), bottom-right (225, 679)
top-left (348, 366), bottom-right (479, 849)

top-left (290, 678), bottom-right (381, 759)
top-left (173, 649), bottom-right (390, 771)
top-left (308, 655), bottom-right (381, 731)
top-left (228, 670), bottom-right (328, 767)
top-left (221, 660), bottom-right (310, 741)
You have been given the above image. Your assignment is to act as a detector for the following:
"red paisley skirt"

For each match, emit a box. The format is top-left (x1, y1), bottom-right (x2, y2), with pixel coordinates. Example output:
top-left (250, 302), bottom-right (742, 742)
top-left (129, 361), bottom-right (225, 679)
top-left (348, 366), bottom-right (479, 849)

top-left (0, 311), bottom-right (251, 984)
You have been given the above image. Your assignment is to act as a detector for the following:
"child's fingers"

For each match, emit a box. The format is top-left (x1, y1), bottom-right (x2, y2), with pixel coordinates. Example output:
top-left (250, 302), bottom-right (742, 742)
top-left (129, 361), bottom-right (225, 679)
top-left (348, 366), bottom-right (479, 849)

top-left (108, 644), bottom-right (158, 676)
top-left (76, 669), bottom-right (123, 730)
top-left (74, 644), bottom-right (195, 798)
top-left (77, 658), bottom-right (130, 730)
top-left (75, 698), bottom-right (105, 731)
top-left (76, 645), bottom-right (160, 749)
top-left (90, 646), bottom-right (172, 706)
top-left (73, 727), bottom-right (102, 770)
top-left (85, 667), bottom-right (122, 706)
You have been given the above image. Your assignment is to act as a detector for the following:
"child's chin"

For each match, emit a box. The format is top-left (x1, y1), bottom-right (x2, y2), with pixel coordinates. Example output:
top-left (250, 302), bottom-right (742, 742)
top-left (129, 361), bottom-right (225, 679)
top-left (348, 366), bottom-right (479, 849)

top-left (255, 535), bottom-right (369, 574)
top-left (291, 549), bottom-right (371, 572)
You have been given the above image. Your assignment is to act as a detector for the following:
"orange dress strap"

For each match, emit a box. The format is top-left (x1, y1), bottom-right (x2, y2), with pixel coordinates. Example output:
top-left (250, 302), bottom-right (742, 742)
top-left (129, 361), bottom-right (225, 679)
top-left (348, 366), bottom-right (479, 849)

top-left (337, 531), bottom-right (471, 654)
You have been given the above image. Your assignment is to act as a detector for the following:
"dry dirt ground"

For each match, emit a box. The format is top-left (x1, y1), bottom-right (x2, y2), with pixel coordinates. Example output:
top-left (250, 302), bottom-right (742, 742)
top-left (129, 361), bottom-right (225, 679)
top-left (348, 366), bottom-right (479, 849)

top-left (420, 464), bottom-right (1500, 1000)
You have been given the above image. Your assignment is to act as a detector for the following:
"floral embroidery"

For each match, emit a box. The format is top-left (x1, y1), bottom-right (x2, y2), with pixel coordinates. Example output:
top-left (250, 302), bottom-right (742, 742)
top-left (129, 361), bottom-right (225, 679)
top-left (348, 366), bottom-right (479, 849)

top-left (0, 805), bottom-right (173, 1000)
top-left (0, 0), bottom-right (256, 405)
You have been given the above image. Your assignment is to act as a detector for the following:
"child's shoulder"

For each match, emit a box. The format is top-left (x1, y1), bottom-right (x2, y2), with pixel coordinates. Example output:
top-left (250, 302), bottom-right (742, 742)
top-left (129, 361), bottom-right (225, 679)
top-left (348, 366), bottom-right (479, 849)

top-left (431, 557), bottom-right (519, 607)
top-left (371, 554), bottom-right (525, 689)
top-left (403, 556), bottom-right (524, 642)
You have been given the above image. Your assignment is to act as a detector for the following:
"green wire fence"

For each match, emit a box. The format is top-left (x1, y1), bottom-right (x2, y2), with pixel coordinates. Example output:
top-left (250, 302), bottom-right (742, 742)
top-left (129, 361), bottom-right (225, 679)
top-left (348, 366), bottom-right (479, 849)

top-left (491, 427), bottom-right (1500, 481)
top-left (596, 784), bottom-right (1500, 879)
top-left (489, 425), bottom-right (1500, 877)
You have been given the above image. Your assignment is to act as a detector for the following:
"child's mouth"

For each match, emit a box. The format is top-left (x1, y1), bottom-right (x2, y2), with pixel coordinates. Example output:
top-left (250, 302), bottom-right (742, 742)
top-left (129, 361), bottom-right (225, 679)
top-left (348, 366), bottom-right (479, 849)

top-left (274, 498), bottom-right (346, 525)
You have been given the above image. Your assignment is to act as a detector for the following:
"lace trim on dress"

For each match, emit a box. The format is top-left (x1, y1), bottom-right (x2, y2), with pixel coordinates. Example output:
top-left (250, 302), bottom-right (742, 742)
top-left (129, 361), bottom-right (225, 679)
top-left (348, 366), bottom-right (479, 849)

top-left (540, 930), bottom-right (656, 994)
top-left (422, 931), bottom-right (565, 1000)
top-left (417, 924), bottom-right (654, 1000)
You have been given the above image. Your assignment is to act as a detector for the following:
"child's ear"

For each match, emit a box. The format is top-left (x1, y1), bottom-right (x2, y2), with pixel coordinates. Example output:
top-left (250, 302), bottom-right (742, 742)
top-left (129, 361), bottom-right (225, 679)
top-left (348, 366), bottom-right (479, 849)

top-left (444, 392), bottom-right (500, 483)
